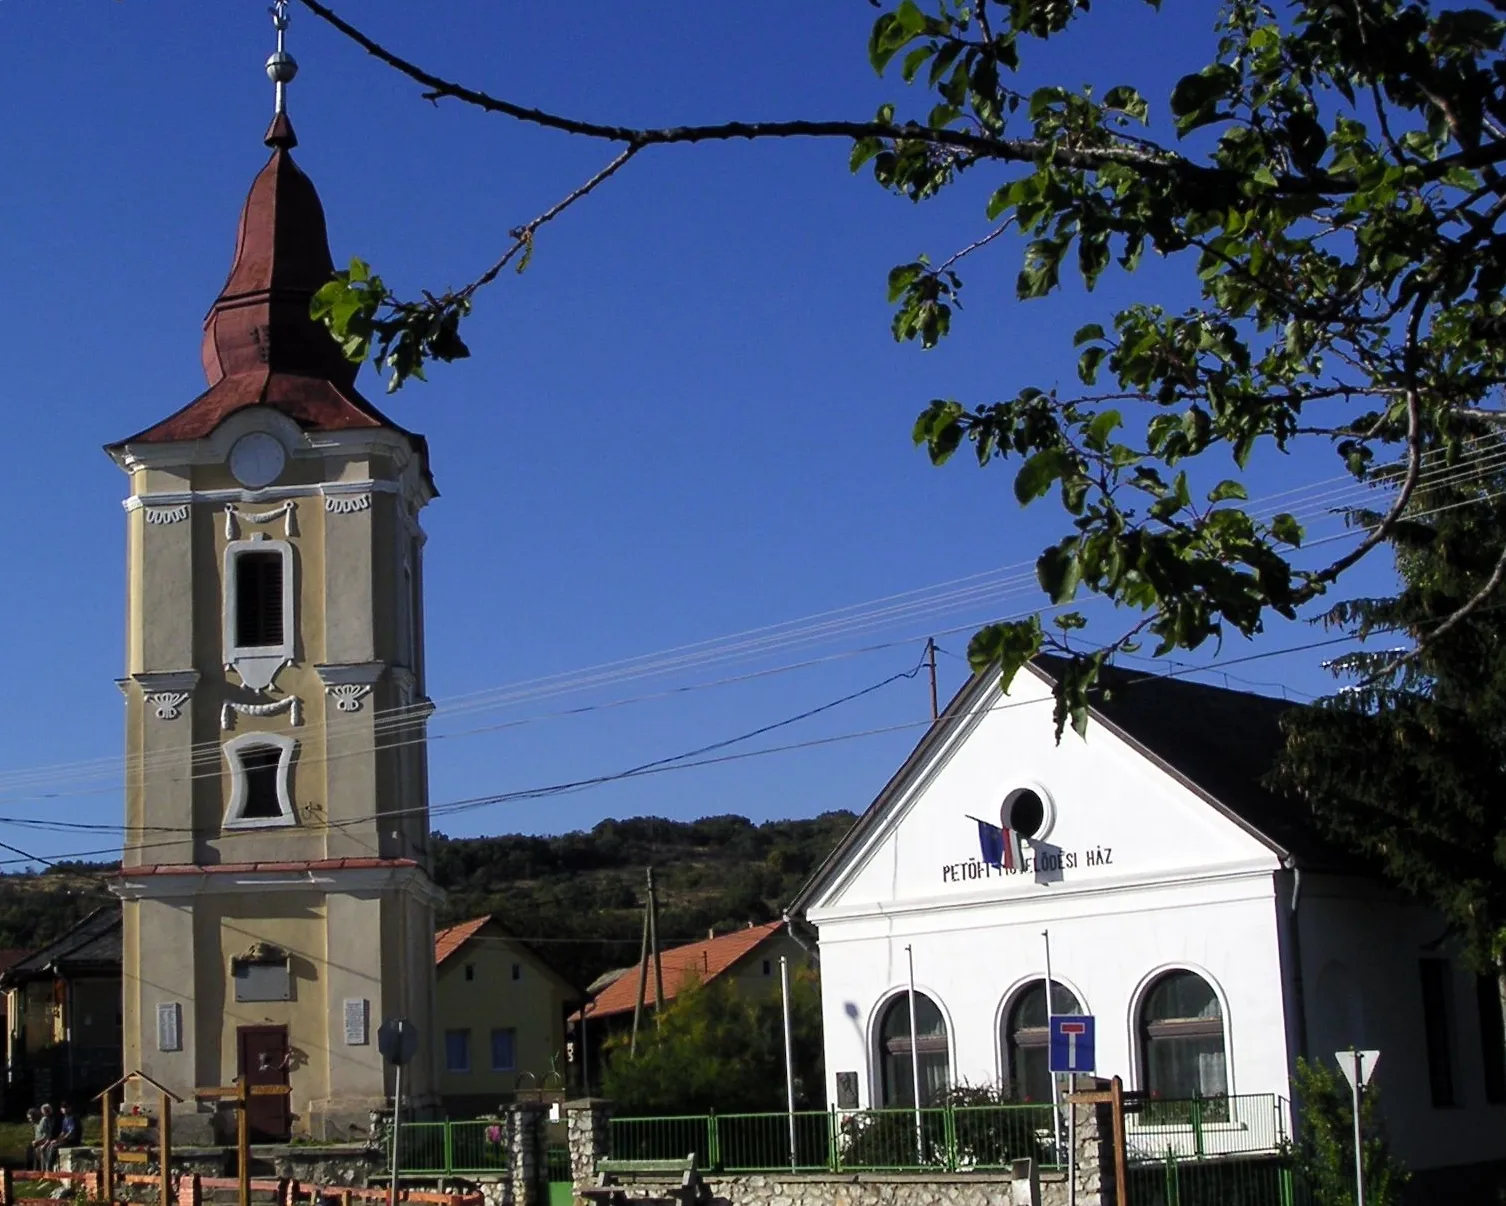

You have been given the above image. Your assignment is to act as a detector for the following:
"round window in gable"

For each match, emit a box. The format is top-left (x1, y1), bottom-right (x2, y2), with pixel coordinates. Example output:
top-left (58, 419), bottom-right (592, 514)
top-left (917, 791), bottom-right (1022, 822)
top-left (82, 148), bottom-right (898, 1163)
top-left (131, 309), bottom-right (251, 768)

top-left (1002, 785), bottom-right (1056, 842)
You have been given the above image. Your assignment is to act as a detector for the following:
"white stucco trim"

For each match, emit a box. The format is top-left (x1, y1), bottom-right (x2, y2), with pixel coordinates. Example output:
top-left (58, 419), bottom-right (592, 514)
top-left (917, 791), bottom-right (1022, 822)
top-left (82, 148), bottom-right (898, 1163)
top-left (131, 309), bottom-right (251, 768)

top-left (222, 731), bottom-right (298, 829)
top-left (1125, 961), bottom-right (1237, 1100)
top-left (126, 477), bottom-right (396, 510)
top-left (112, 863), bottom-right (445, 907)
top-left (132, 670), bottom-right (201, 693)
top-left (315, 661), bottom-right (387, 687)
top-left (113, 419), bottom-right (434, 511)
top-left (223, 535), bottom-right (295, 690)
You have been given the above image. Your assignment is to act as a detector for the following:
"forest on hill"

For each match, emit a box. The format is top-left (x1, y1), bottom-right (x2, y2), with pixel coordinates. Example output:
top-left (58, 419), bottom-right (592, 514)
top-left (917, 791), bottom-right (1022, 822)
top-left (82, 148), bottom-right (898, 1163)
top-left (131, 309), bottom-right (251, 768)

top-left (0, 812), bottom-right (856, 987)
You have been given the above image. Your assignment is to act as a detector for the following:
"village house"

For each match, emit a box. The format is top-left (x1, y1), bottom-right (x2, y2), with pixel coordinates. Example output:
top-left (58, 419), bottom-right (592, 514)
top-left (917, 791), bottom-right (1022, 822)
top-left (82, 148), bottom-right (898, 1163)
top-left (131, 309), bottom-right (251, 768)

top-left (791, 656), bottom-right (1506, 1191)
top-left (433, 916), bottom-right (580, 1115)
top-left (104, 54), bottom-right (441, 1141)
top-left (571, 921), bottom-right (812, 1090)
top-left (0, 909), bottom-right (122, 1111)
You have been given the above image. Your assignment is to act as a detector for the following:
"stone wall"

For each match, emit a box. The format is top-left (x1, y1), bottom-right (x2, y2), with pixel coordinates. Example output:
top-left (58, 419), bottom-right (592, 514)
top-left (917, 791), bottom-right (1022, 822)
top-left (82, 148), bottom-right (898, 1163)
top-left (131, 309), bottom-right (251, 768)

top-left (675, 1171), bottom-right (1070, 1206)
top-left (564, 1099), bottom-right (611, 1194)
top-left (563, 1090), bottom-right (1118, 1206)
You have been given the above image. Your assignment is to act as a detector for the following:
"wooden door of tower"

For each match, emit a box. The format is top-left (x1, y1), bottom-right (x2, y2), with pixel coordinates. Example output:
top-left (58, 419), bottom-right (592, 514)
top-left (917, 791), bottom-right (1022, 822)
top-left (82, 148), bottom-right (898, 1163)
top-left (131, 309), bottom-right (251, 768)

top-left (237, 1025), bottom-right (291, 1142)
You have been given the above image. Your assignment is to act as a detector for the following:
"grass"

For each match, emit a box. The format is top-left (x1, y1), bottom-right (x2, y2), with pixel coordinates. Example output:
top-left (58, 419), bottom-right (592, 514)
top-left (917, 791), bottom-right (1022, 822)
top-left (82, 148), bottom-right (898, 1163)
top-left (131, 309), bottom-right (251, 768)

top-left (0, 1117), bottom-right (105, 1166)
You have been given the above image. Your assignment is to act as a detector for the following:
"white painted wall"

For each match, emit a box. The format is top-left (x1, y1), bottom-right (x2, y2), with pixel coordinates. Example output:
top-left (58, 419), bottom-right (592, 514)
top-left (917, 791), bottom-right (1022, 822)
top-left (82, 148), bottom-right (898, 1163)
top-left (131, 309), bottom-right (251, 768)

top-left (807, 668), bottom-right (1506, 1175)
top-left (816, 874), bottom-right (1291, 1103)
top-left (810, 670), bottom-right (1289, 1108)
top-left (1297, 875), bottom-right (1506, 1170)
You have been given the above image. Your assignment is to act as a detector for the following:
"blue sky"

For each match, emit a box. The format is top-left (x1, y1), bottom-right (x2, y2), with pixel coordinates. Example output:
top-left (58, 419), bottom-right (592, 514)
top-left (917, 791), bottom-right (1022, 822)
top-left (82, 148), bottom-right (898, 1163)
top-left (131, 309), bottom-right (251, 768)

top-left (0, 2), bottom-right (1404, 864)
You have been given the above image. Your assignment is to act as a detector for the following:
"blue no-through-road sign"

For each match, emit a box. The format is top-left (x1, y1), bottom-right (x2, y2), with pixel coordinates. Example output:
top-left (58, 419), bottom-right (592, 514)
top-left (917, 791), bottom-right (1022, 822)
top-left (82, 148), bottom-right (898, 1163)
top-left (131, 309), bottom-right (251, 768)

top-left (1049, 1014), bottom-right (1096, 1074)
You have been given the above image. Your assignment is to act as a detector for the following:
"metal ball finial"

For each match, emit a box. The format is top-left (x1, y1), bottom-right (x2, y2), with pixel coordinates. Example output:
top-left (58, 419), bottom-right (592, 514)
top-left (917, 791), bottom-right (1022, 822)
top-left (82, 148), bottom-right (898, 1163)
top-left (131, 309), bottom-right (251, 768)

top-left (266, 50), bottom-right (298, 85)
top-left (267, 1), bottom-right (295, 115)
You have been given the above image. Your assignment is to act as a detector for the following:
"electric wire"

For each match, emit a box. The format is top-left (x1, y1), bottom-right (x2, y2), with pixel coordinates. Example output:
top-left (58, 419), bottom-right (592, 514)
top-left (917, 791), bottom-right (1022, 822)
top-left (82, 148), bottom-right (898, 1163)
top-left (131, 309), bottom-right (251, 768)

top-left (2, 436), bottom-right (1504, 812)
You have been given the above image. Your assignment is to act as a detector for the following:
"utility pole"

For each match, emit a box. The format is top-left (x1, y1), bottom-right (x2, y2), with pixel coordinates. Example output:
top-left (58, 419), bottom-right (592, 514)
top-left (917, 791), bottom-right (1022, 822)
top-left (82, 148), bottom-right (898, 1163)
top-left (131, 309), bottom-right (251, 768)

top-left (630, 880), bottom-right (651, 1055)
top-left (925, 638), bottom-right (939, 721)
top-left (648, 866), bottom-right (665, 1019)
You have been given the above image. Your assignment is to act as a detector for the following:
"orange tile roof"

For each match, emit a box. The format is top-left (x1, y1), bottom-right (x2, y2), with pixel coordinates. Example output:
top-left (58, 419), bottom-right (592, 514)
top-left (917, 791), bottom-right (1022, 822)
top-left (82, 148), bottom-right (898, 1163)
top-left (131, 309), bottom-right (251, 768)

top-left (435, 915), bottom-right (492, 966)
top-left (577, 921), bottom-right (785, 1021)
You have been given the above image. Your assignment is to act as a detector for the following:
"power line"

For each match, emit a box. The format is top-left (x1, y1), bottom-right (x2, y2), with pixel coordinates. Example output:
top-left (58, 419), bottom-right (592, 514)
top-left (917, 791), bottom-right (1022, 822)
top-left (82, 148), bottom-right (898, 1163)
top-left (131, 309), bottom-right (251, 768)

top-left (1, 438), bottom-right (1503, 817)
top-left (7, 436), bottom-right (1494, 798)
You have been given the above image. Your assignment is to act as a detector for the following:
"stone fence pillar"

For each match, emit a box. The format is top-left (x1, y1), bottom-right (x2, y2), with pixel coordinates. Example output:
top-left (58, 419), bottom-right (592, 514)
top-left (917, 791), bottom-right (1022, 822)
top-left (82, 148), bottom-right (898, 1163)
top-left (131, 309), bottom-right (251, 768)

top-left (1068, 1075), bottom-right (1117, 1206)
top-left (564, 1099), bottom-right (612, 1197)
top-left (506, 1102), bottom-right (551, 1206)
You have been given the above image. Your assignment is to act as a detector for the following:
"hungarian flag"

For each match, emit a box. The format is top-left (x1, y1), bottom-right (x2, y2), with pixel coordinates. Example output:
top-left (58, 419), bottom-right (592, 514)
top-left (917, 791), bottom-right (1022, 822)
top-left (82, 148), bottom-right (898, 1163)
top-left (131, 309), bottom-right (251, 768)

top-left (975, 817), bottom-right (1024, 871)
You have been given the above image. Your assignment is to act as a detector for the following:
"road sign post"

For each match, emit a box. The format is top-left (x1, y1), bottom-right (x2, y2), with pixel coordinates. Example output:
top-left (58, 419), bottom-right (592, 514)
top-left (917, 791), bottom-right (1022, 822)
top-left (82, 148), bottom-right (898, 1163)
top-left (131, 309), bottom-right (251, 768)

top-left (1336, 1049), bottom-right (1379, 1206)
top-left (378, 1019), bottom-right (421, 1206)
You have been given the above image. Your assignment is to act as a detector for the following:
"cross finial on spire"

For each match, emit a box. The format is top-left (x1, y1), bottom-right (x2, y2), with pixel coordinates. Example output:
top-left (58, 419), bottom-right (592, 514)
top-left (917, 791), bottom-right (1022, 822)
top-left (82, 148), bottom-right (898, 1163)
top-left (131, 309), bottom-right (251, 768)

top-left (266, 1), bottom-right (298, 117)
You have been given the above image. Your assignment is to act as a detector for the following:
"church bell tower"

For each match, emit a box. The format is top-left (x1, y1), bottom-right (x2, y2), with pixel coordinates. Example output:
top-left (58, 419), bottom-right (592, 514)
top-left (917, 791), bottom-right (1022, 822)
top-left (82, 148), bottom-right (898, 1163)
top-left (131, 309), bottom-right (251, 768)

top-left (106, 6), bottom-right (440, 1141)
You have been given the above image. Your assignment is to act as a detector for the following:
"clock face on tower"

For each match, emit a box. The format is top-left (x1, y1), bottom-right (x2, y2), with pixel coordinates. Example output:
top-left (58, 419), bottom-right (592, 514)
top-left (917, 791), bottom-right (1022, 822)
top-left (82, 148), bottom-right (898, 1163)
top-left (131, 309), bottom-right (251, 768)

top-left (229, 433), bottom-right (287, 489)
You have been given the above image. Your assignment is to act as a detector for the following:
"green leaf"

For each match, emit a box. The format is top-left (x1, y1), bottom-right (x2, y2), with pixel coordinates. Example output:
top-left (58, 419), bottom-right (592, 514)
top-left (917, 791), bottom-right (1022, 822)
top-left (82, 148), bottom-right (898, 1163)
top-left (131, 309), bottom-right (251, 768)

top-left (966, 617), bottom-right (1044, 691)
top-left (1037, 540), bottom-right (1082, 604)
top-left (1102, 85), bottom-right (1149, 123)
top-left (1085, 409), bottom-right (1122, 451)
top-left (1169, 65), bottom-right (1238, 118)
top-left (1014, 448), bottom-right (1066, 504)
top-left (1077, 346), bottom-right (1107, 385)
top-left (1073, 323), bottom-right (1105, 347)
top-left (887, 262), bottom-right (925, 303)
top-left (1207, 480), bottom-right (1248, 503)
top-left (1271, 513), bottom-right (1304, 547)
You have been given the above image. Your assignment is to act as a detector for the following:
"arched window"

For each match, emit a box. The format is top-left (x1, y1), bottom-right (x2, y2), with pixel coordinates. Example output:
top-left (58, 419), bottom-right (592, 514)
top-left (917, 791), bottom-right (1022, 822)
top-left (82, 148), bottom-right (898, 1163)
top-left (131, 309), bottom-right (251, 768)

top-left (1139, 971), bottom-right (1227, 1099)
top-left (877, 992), bottom-right (950, 1107)
top-left (1002, 980), bottom-right (1083, 1103)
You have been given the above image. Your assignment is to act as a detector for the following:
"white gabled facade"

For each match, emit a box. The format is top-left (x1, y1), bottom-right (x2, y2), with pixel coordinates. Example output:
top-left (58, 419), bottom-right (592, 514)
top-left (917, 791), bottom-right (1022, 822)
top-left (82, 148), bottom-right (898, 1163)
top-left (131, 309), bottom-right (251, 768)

top-left (797, 661), bottom-right (1506, 1176)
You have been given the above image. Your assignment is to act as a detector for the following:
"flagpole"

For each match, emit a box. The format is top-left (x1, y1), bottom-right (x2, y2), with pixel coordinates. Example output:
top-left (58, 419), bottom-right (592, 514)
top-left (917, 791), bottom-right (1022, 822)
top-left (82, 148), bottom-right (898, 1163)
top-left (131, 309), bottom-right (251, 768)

top-left (1043, 929), bottom-right (1063, 1160)
top-left (906, 944), bottom-right (924, 1161)
top-left (781, 956), bottom-right (797, 1172)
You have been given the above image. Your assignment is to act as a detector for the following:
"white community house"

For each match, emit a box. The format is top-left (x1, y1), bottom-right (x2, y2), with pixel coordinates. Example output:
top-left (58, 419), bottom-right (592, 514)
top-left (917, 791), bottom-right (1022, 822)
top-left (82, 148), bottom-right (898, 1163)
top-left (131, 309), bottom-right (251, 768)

top-left (791, 655), bottom-right (1506, 1181)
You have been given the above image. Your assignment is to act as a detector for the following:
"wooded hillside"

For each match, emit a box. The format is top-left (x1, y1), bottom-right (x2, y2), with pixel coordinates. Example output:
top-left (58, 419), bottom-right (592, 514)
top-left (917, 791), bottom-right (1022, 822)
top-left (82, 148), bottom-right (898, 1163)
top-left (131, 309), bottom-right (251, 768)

top-left (0, 812), bottom-right (856, 987)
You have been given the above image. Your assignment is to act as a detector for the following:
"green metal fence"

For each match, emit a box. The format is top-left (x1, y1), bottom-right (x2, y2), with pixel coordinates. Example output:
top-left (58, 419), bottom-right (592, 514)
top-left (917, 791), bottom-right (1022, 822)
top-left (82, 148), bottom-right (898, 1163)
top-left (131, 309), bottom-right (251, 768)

top-left (1127, 1153), bottom-right (1302, 1206)
top-left (1124, 1095), bottom-right (1301, 1206)
top-left (608, 1103), bottom-right (1060, 1174)
top-left (1124, 1095), bottom-right (1290, 1164)
top-left (397, 1120), bottom-right (512, 1175)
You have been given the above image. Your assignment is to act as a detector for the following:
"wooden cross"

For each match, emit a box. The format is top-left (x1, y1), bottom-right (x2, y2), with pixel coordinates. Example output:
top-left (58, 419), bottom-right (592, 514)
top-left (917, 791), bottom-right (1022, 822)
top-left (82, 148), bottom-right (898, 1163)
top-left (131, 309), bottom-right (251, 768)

top-left (196, 1077), bottom-right (293, 1206)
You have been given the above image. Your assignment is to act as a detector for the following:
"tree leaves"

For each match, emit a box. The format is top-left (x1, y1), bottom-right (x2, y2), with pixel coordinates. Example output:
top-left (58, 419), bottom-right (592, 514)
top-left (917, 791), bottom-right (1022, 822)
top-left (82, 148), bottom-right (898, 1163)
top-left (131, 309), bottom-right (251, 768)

top-left (310, 259), bottom-right (472, 393)
top-left (304, 0), bottom-right (1506, 739)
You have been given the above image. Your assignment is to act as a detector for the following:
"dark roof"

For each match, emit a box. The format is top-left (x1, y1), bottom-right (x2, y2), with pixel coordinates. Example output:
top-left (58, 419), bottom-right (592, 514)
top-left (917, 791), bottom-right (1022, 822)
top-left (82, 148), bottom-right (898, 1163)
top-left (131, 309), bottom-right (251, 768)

top-left (789, 656), bottom-right (1359, 913)
top-left (1031, 655), bottom-right (1356, 869)
top-left (0, 906), bottom-right (121, 986)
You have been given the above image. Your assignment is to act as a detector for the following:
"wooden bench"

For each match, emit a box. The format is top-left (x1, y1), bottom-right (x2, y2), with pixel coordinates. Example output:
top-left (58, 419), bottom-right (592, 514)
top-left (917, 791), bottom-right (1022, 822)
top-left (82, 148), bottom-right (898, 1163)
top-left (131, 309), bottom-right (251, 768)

top-left (581, 1154), bottom-right (705, 1206)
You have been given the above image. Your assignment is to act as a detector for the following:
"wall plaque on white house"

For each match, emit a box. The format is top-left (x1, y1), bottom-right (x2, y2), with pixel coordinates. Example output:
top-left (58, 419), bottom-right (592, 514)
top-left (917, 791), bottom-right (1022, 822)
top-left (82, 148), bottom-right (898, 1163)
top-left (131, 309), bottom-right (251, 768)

top-left (344, 998), bottom-right (370, 1046)
top-left (156, 1002), bottom-right (182, 1052)
top-left (835, 1071), bottom-right (859, 1109)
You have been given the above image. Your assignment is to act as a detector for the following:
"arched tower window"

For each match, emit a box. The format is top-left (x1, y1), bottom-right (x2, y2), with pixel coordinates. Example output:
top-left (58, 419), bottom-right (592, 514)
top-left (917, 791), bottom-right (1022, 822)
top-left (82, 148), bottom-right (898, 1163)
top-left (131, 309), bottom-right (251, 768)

top-left (1139, 970), bottom-right (1227, 1100)
top-left (1001, 980), bottom-right (1083, 1103)
top-left (876, 992), bottom-right (950, 1107)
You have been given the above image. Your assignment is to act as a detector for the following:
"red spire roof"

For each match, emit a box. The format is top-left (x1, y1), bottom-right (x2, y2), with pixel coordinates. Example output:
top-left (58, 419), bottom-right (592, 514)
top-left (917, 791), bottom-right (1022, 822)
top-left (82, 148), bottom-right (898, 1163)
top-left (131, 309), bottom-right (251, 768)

top-left (111, 115), bottom-right (430, 476)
